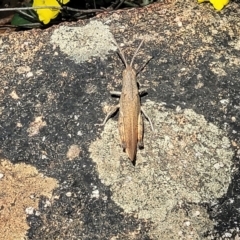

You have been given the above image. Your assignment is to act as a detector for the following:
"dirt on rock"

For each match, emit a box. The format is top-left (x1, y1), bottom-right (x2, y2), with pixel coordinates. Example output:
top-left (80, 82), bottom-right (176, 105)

top-left (0, 158), bottom-right (58, 240)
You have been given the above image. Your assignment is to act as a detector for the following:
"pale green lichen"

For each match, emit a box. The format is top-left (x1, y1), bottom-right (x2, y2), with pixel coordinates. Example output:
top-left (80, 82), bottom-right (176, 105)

top-left (90, 101), bottom-right (233, 239)
top-left (50, 21), bottom-right (117, 63)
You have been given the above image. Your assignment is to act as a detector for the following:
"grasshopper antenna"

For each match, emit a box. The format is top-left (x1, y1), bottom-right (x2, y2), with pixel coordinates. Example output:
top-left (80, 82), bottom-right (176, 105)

top-left (113, 39), bottom-right (128, 67)
top-left (136, 56), bottom-right (154, 76)
top-left (130, 39), bottom-right (144, 67)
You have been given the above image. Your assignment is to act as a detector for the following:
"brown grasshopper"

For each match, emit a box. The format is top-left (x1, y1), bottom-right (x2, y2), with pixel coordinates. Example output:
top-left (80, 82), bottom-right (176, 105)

top-left (100, 39), bottom-right (154, 163)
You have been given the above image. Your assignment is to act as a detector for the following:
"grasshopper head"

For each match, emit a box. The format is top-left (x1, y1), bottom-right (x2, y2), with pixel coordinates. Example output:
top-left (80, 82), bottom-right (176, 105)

top-left (122, 66), bottom-right (137, 81)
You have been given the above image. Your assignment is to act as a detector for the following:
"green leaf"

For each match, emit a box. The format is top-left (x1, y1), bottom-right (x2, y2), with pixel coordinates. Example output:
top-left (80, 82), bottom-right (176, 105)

top-left (11, 12), bottom-right (34, 26)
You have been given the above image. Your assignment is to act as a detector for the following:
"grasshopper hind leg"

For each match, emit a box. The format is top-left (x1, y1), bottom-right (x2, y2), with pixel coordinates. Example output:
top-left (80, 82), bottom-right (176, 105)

top-left (118, 113), bottom-right (127, 152)
top-left (96, 104), bottom-right (119, 126)
top-left (121, 142), bottom-right (127, 152)
top-left (137, 113), bottom-right (144, 149)
top-left (141, 107), bottom-right (154, 131)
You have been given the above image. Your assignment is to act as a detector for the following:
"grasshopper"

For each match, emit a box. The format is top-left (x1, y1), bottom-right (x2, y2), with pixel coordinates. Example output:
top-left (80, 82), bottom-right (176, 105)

top-left (100, 39), bottom-right (154, 163)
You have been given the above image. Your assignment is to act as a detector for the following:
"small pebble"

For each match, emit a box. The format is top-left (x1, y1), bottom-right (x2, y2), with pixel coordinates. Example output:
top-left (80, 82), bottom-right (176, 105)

top-left (77, 131), bottom-right (83, 136)
top-left (176, 106), bottom-right (182, 113)
top-left (44, 200), bottom-right (51, 208)
top-left (66, 192), bottom-right (72, 197)
top-left (214, 162), bottom-right (224, 170)
top-left (0, 173), bottom-right (4, 179)
top-left (177, 21), bottom-right (183, 27)
top-left (26, 72), bottom-right (33, 78)
top-left (194, 210), bottom-right (200, 217)
top-left (30, 194), bottom-right (35, 199)
top-left (184, 221), bottom-right (191, 227)
top-left (224, 232), bottom-right (232, 238)
top-left (35, 211), bottom-right (41, 216)
top-left (102, 196), bottom-right (108, 201)
top-left (91, 189), bottom-right (99, 199)
top-left (25, 207), bottom-right (34, 215)
top-left (220, 99), bottom-right (229, 105)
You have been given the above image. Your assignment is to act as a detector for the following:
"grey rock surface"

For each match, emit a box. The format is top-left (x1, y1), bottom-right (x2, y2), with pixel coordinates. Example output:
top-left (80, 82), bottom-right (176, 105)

top-left (0, 0), bottom-right (240, 239)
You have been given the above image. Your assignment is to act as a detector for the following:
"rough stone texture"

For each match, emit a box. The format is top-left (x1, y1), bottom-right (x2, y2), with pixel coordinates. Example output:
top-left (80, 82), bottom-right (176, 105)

top-left (90, 101), bottom-right (233, 239)
top-left (0, 0), bottom-right (240, 239)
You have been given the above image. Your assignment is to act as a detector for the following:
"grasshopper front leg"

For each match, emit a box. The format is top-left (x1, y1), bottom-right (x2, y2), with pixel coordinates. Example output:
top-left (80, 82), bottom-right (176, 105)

top-left (110, 91), bottom-right (121, 97)
top-left (111, 89), bottom-right (147, 97)
top-left (139, 89), bottom-right (148, 97)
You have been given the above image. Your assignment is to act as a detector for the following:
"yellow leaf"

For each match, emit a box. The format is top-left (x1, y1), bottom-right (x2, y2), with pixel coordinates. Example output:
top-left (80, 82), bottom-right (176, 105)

top-left (33, 0), bottom-right (70, 24)
top-left (210, 0), bottom-right (229, 10)
top-left (197, 0), bottom-right (229, 10)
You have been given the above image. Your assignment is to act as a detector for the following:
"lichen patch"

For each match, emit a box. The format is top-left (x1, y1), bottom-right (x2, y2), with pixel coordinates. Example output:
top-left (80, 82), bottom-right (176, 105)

top-left (90, 101), bottom-right (233, 239)
top-left (27, 116), bottom-right (46, 137)
top-left (66, 144), bottom-right (81, 160)
top-left (50, 20), bottom-right (117, 63)
top-left (9, 90), bottom-right (20, 100)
